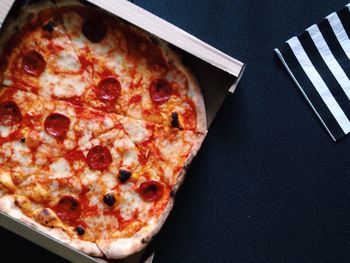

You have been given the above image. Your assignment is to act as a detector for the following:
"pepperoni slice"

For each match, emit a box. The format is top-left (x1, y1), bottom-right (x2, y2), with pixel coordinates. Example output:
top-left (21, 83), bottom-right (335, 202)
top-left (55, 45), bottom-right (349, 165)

top-left (0, 101), bottom-right (22, 126)
top-left (138, 181), bottom-right (164, 202)
top-left (149, 79), bottom-right (173, 103)
top-left (44, 113), bottom-right (70, 138)
top-left (53, 196), bottom-right (81, 225)
top-left (22, 50), bottom-right (46, 76)
top-left (87, 145), bottom-right (112, 170)
top-left (96, 77), bottom-right (121, 102)
top-left (82, 18), bottom-right (107, 43)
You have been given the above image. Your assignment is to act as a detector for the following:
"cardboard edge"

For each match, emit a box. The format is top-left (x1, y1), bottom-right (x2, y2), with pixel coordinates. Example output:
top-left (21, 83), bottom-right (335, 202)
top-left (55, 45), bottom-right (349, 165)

top-left (0, 0), bottom-right (16, 27)
top-left (86, 0), bottom-right (244, 78)
top-left (229, 63), bottom-right (246, 93)
top-left (0, 211), bottom-right (101, 263)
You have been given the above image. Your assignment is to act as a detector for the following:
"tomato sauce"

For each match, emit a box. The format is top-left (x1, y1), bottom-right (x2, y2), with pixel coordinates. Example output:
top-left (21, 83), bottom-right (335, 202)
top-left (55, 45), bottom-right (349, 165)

top-left (64, 150), bottom-right (86, 164)
top-left (149, 186), bottom-right (171, 217)
top-left (129, 95), bottom-right (142, 104)
top-left (123, 27), bottom-right (168, 69)
top-left (181, 98), bottom-right (197, 130)
top-left (79, 186), bottom-right (99, 218)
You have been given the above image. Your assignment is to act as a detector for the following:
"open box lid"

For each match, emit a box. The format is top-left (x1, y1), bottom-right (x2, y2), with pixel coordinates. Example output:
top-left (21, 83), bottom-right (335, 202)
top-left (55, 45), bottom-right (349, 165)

top-left (0, 0), bottom-right (16, 24)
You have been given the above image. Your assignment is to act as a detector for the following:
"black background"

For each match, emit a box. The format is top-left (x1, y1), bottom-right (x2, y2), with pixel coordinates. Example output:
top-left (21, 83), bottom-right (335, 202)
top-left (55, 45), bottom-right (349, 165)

top-left (2, 0), bottom-right (350, 262)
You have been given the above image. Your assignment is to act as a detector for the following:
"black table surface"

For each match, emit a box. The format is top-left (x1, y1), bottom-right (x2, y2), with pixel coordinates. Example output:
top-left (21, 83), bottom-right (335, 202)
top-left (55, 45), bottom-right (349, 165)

top-left (3, 0), bottom-right (350, 262)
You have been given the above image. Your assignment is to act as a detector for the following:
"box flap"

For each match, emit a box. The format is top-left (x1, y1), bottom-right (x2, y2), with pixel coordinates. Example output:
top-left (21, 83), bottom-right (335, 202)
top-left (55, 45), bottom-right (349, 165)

top-left (86, 0), bottom-right (244, 79)
top-left (0, 0), bottom-right (15, 25)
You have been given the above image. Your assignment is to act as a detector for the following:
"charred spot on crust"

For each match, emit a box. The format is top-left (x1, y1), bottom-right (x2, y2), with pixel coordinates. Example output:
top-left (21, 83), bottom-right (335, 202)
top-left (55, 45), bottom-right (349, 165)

top-left (150, 36), bottom-right (159, 45)
top-left (42, 208), bottom-right (50, 216)
top-left (20, 138), bottom-right (25, 143)
top-left (183, 163), bottom-right (191, 171)
top-left (170, 190), bottom-right (176, 198)
top-left (42, 21), bottom-right (56, 33)
top-left (141, 238), bottom-right (149, 244)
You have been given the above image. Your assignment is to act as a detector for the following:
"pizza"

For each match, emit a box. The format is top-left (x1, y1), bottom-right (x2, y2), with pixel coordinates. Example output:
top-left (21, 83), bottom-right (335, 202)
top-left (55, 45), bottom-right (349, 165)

top-left (0, 0), bottom-right (206, 259)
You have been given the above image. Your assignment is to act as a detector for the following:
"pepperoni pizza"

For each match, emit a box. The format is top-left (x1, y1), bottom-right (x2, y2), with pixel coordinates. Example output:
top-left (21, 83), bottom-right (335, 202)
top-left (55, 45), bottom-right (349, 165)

top-left (0, 0), bottom-right (206, 259)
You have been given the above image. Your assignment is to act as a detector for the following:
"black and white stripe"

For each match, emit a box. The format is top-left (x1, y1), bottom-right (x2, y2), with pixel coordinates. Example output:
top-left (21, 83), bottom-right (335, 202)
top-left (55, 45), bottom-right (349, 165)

top-left (275, 4), bottom-right (350, 141)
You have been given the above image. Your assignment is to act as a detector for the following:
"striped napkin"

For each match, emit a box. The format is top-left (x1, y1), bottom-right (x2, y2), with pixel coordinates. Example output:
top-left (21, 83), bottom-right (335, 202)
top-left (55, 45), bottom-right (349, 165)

top-left (275, 4), bottom-right (350, 141)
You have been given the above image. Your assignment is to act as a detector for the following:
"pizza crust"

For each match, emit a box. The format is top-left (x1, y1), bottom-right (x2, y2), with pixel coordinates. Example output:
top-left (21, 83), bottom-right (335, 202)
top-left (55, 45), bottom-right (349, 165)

top-left (0, 194), bottom-right (103, 257)
top-left (97, 196), bottom-right (174, 259)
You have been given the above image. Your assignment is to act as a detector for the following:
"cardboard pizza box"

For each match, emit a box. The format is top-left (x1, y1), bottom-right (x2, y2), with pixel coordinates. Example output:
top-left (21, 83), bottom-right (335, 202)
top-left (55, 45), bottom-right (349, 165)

top-left (0, 0), bottom-right (245, 262)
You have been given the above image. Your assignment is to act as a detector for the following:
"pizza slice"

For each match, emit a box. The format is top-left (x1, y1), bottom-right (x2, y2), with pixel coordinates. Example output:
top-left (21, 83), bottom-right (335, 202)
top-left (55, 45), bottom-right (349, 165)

top-left (55, 2), bottom-right (207, 132)
top-left (0, 87), bottom-right (123, 185)
top-left (0, 1), bottom-right (93, 104)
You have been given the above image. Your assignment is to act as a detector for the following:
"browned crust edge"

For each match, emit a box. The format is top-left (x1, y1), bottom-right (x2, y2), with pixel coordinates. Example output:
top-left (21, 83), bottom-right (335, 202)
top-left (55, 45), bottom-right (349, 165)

top-left (0, 194), bottom-right (103, 257)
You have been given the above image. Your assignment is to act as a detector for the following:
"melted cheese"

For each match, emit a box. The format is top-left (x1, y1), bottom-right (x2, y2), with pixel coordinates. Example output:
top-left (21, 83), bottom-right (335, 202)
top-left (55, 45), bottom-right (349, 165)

top-left (62, 13), bottom-right (86, 49)
top-left (104, 117), bottom-right (114, 129)
top-left (49, 158), bottom-right (72, 179)
top-left (6, 141), bottom-right (32, 166)
top-left (3, 79), bottom-right (13, 86)
top-left (119, 183), bottom-right (152, 221)
top-left (0, 171), bottom-right (16, 191)
top-left (49, 180), bottom-right (59, 198)
top-left (122, 120), bottom-right (150, 143)
top-left (101, 172), bottom-right (117, 189)
top-left (0, 125), bottom-right (12, 137)
top-left (158, 135), bottom-right (191, 161)
top-left (39, 72), bottom-right (88, 98)
top-left (56, 51), bottom-right (81, 72)
top-left (122, 148), bottom-right (138, 168)
top-left (84, 215), bottom-right (119, 239)
top-left (80, 169), bottom-right (100, 186)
